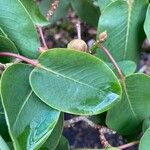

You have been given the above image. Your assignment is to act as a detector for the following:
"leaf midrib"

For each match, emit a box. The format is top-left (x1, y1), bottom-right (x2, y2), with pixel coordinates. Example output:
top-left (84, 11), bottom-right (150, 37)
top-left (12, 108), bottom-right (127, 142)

top-left (39, 65), bottom-right (99, 91)
top-left (123, 0), bottom-right (133, 59)
top-left (123, 81), bottom-right (138, 121)
top-left (12, 90), bottom-right (33, 131)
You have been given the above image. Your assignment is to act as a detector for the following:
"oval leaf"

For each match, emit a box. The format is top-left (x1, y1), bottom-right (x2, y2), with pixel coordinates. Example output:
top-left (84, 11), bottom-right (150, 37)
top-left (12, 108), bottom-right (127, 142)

top-left (140, 127), bottom-right (150, 150)
top-left (40, 113), bottom-right (64, 150)
top-left (0, 0), bottom-right (40, 58)
top-left (107, 74), bottom-right (150, 135)
top-left (142, 117), bottom-right (150, 133)
top-left (144, 4), bottom-right (150, 39)
top-left (30, 48), bottom-right (121, 115)
top-left (97, 0), bottom-right (148, 62)
top-left (1, 64), bottom-right (60, 149)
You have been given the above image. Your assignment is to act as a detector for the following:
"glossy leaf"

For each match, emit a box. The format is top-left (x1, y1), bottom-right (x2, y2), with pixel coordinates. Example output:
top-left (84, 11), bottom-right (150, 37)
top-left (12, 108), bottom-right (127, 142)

top-left (140, 127), bottom-right (150, 150)
top-left (55, 136), bottom-right (70, 150)
top-left (20, 0), bottom-right (49, 26)
top-left (107, 60), bottom-right (137, 77)
top-left (40, 113), bottom-right (64, 150)
top-left (71, 0), bottom-right (100, 26)
top-left (0, 35), bottom-right (18, 63)
top-left (0, 136), bottom-right (10, 150)
top-left (30, 48), bottom-right (121, 115)
top-left (1, 64), bottom-right (60, 149)
top-left (40, 0), bottom-right (70, 25)
top-left (107, 74), bottom-right (150, 135)
top-left (144, 4), bottom-right (150, 39)
top-left (97, 0), bottom-right (148, 62)
top-left (0, 0), bottom-right (40, 58)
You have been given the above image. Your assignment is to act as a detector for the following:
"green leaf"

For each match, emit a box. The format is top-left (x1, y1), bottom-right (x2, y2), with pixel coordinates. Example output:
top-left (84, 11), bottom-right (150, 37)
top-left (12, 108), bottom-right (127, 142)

top-left (39, 0), bottom-right (70, 25)
top-left (0, 135), bottom-right (10, 150)
top-left (71, 0), bottom-right (100, 26)
top-left (140, 127), bottom-right (150, 150)
top-left (30, 48), bottom-right (122, 115)
top-left (107, 60), bottom-right (137, 77)
top-left (144, 4), bottom-right (150, 39)
top-left (0, 0), bottom-right (40, 58)
top-left (97, 0), bottom-right (148, 62)
top-left (107, 74), bottom-right (150, 135)
top-left (40, 113), bottom-right (64, 150)
top-left (0, 27), bottom-right (6, 36)
top-left (0, 35), bottom-right (18, 63)
top-left (98, 0), bottom-right (116, 12)
top-left (1, 64), bottom-right (60, 150)
top-left (20, 0), bottom-right (49, 26)
top-left (55, 136), bottom-right (70, 150)
top-left (142, 117), bottom-right (150, 133)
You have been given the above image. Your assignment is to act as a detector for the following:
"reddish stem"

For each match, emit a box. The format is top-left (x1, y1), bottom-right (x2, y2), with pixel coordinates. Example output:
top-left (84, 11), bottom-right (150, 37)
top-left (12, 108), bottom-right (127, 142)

top-left (118, 141), bottom-right (139, 149)
top-left (0, 52), bottom-right (39, 67)
top-left (99, 44), bottom-right (125, 82)
top-left (38, 26), bottom-right (48, 49)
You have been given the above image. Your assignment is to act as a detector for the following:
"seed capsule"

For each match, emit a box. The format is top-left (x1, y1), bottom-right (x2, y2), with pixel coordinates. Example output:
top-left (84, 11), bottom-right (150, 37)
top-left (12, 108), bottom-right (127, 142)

top-left (67, 39), bottom-right (88, 52)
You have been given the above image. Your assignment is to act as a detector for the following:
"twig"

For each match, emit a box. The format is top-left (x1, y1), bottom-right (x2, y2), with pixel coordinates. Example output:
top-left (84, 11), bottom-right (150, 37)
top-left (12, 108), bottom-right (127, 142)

top-left (99, 44), bottom-right (125, 82)
top-left (118, 141), bottom-right (139, 149)
top-left (46, 0), bottom-right (60, 20)
top-left (76, 21), bottom-right (81, 39)
top-left (37, 26), bottom-right (48, 50)
top-left (64, 116), bottom-right (114, 148)
top-left (0, 52), bottom-right (39, 67)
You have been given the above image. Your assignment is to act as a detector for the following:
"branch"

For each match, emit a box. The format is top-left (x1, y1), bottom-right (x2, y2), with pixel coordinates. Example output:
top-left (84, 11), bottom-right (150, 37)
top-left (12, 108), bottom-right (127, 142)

top-left (64, 116), bottom-right (115, 148)
top-left (37, 26), bottom-right (48, 50)
top-left (99, 44), bottom-right (125, 82)
top-left (0, 52), bottom-right (39, 67)
top-left (118, 141), bottom-right (139, 149)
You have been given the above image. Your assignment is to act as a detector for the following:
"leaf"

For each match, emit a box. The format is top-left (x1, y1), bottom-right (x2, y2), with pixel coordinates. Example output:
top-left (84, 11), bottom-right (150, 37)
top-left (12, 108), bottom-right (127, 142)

top-left (19, 0), bottom-right (49, 26)
top-left (107, 60), bottom-right (137, 77)
top-left (97, 0), bottom-right (148, 63)
top-left (140, 127), bottom-right (150, 150)
top-left (0, 135), bottom-right (10, 150)
top-left (55, 136), bottom-right (70, 150)
top-left (0, 35), bottom-right (18, 63)
top-left (144, 4), bottom-right (150, 39)
top-left (0, 0), bottom-right (40, 58)
top-left (142, 117), bottom-right (150, 133)
top-left (40, 113), bottom-right (64, 150)
top-left (0, 27), bottom-right (6, 36)
top-left (39, 0), bottom-right (70, 25)
top-left (1, 64), bottom-right (60, 150)
top-left (30, 48), bottom-right (122, 115)
top-left (107, 74), bottom-right (150, 135)
top-left (71, 0), bottom-right (100, 26)
top-left (97, 0), bottom-right (116, 12)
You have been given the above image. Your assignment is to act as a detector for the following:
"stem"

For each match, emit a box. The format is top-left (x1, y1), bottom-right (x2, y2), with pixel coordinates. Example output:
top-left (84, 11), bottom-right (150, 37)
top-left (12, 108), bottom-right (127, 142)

top-left (76, 21), bottom-right (81, 39)
top-left (118, 141), bottom-right (139, 149)
top-left (99, 44), bottom-right (125, 82)
top-left (37, 26), bottom-right (48, 49)
top-left (0, 52), bottom-right (39, 67)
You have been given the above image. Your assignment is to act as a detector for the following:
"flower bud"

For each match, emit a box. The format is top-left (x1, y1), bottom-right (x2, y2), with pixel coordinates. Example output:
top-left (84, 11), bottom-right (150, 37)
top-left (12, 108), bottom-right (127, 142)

top-left (99, 31), bottom-right (108, 43)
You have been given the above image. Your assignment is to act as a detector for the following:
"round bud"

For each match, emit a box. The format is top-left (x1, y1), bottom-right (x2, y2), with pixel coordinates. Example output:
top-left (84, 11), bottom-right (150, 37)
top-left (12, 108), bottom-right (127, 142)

top-left (67, 39), bottom-right (88, 52)
top-left (99, 31), bottom-right (108, 43)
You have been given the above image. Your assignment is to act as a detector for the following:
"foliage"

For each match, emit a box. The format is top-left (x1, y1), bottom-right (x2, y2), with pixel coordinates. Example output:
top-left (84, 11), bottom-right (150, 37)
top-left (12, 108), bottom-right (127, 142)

top-left (0, 0), bottom-right (150, 149)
